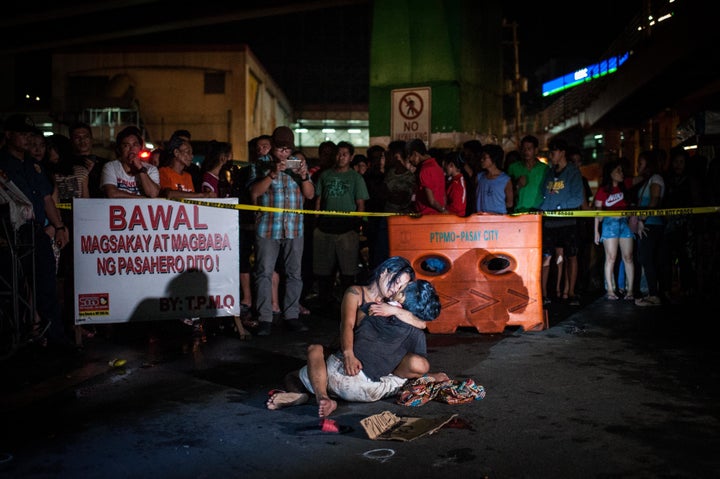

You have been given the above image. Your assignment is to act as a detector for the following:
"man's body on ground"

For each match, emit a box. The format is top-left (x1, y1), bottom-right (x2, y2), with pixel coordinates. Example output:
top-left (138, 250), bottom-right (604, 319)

top-left (267, 279), bottom-right (446, 417)
top-left (268, 255), bottom-right (416, 413)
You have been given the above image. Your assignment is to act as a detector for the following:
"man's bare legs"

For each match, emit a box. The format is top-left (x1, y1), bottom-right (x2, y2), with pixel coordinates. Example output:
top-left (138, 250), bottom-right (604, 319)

top-left (266, 344), bottom-right (337, 417)
top-left (393, 353), bottom-right (449, 382)
top-left (306, 344), bottom-right (337, 417)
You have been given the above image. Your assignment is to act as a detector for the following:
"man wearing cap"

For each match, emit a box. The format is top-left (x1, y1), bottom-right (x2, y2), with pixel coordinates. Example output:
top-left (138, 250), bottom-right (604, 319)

top-left (248, 126), bottom-right (315, 336)
top-left (1, 114), bottom-right (74, 350)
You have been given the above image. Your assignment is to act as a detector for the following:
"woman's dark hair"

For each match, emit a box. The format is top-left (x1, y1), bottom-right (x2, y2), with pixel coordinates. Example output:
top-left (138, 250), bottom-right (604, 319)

top-left (482, 144), bottom-right (505, 169)
top-left (366, 256), bottom-right (415, 289)
top-left (202, 140), bottom-right (232, 173)
top-left (402, 279), bottom-right (441, 322)
top-left (638, 149), bottom-right (659, 177)
top-left (444, 151), bottom-right (465, 171)
top-left (45, 134), bottom-right (75, 176)
top-left (601, 159), bottom-right (626, 194)
top-left (366, 145), bottom-right (385, 165)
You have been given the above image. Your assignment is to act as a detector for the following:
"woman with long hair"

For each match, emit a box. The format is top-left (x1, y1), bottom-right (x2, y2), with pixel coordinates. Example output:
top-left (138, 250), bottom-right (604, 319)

top-left (200, 140), bottom-right (232, 198)
top-left (593, 159), bottom-right (635, 300)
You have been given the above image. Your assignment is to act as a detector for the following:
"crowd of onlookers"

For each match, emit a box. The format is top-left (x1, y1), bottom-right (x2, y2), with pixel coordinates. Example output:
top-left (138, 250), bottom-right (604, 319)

top-left (2, 112), bottom-right (720, 352)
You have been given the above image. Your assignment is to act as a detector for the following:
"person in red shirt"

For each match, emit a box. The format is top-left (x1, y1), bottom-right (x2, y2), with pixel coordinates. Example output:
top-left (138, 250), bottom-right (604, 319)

top-left (406, 139), bottom-right (446, 214)
top-left (443, 152), bottom-right (467, 216)
top-left (593, 159), bottom-right (636, 301)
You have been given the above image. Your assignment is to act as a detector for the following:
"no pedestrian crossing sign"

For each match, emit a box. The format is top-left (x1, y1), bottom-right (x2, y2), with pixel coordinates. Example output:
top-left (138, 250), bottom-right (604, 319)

top-left (391, 87), bottom-right (431, 143)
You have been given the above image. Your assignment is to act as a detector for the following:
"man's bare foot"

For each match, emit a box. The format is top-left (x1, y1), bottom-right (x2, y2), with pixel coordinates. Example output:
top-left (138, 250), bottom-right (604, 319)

top-left (317, 397), bottom-right (337, 417)
top-left (266, 391), bottom-right (309, 410)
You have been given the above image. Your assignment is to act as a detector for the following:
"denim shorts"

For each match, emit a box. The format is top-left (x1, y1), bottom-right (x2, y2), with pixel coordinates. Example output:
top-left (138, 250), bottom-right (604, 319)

top-left (600, 216), bottom-right (634, 241)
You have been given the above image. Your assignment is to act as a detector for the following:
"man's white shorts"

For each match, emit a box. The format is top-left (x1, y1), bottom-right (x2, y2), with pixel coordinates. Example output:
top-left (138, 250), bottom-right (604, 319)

top-left (298, 353), bottom-right (407, 402)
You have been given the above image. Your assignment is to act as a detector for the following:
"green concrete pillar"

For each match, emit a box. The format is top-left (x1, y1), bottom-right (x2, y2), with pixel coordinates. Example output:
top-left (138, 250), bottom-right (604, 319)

top-left (369, 0), bottom-right (503, 147)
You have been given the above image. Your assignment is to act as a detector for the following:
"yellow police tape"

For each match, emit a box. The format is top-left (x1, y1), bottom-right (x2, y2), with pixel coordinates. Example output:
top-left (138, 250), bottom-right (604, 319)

top-left (512, 206), bottom-right (720, 217)
top-left (56, 200), bottom-right (720, 218)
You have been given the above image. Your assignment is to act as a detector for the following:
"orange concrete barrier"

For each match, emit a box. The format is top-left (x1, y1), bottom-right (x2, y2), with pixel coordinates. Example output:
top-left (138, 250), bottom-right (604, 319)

top-left (388, 214), bottom-right (546, 334)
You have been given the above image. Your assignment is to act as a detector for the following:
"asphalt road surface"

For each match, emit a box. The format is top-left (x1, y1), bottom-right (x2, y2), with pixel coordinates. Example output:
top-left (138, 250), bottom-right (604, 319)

top-left (1, 295), bottom-right (718, 479)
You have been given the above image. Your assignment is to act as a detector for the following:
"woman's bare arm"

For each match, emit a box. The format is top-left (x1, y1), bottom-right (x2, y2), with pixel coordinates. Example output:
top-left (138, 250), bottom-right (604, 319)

top-left (368, 302), bottom-right (426, 329)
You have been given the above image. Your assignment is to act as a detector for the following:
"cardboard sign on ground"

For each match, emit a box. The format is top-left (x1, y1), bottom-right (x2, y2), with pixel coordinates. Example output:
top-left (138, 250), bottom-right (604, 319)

top-left (361, 410), bottom-right (458, 441)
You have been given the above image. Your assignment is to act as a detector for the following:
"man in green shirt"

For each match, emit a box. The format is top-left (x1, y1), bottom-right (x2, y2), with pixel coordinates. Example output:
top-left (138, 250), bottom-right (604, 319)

top-left (507, 135), bottom-right (549, 212)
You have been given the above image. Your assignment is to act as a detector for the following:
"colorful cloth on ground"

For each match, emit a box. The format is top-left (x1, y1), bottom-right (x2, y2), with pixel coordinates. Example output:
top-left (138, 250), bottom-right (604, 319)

top-left (397, 376), bottom-right (486, 406)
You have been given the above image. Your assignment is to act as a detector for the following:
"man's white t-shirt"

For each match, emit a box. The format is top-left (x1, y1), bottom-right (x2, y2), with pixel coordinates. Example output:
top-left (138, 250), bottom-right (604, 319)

top-left (101, 160), bottom-right (160, 196)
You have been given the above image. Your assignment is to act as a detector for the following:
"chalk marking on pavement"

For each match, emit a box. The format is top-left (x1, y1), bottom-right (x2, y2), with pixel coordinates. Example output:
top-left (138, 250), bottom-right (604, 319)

top-left (362, 448), bottom-right (395, 463)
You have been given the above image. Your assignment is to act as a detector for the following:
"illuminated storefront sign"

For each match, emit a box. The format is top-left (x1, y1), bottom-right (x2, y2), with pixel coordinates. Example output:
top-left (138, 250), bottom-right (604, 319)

top-left (542, 52), bottom-right (630, 97)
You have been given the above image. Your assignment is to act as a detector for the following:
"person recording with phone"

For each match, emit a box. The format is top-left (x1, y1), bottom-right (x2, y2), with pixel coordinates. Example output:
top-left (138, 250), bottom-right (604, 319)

top-left (248, 126), bottom-right (315, 336)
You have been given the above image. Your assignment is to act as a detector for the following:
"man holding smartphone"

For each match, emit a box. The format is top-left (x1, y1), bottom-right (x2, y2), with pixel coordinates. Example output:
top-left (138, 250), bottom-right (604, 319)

top-left (248, 126), bottom-right (315, 336)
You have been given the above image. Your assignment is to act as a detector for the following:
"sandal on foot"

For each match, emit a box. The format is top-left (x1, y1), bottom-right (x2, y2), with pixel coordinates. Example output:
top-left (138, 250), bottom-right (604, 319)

top-left (606, 293), bottom-right (619, 300)
top-left (624, 294), bottom-right (635, 301)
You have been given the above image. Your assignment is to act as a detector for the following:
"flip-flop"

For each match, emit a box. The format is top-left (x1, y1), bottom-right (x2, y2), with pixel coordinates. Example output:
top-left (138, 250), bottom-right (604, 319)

top-left (320, 418), bottom-right (340, 433)
top-left (296, 418), bottom-right (352, 435)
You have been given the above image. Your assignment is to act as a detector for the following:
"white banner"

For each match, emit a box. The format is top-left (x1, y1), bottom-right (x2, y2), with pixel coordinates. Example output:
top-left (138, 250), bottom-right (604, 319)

top-left (73, 198), bottom-right (240, 324)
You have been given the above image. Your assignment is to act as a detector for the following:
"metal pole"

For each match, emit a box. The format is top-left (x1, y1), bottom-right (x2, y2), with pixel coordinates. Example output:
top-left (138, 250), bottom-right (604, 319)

top-left (512, 21), bottom-right (522, 148)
